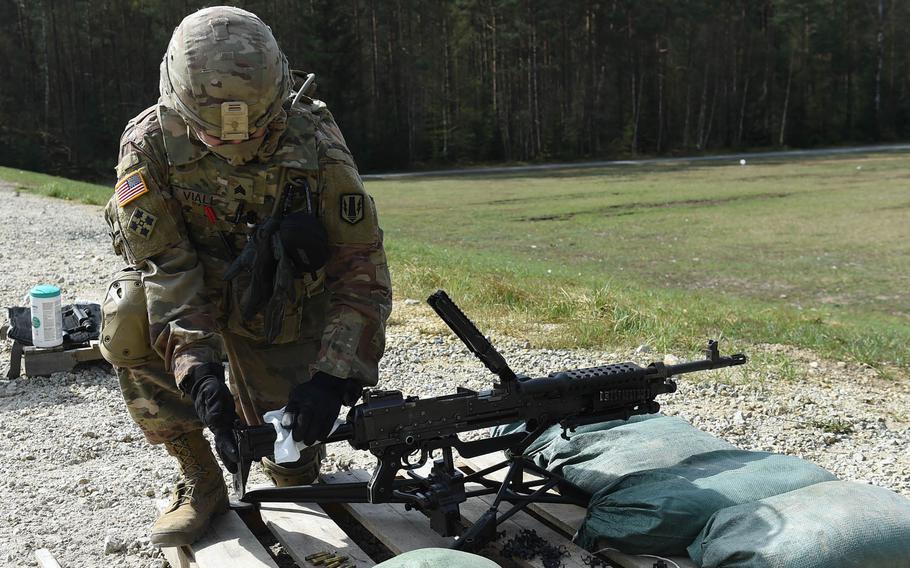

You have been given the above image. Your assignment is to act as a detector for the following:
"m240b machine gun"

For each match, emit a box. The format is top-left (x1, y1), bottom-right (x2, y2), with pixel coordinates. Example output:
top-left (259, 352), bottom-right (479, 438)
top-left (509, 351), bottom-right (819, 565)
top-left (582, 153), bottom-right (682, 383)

top-left (234, 290), bottom-right (747, 550)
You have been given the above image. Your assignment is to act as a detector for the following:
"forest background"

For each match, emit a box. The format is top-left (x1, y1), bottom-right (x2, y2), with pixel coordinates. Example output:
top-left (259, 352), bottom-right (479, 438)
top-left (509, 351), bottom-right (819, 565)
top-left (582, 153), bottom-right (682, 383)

top-left (1, 0), bottom-right (908, 179)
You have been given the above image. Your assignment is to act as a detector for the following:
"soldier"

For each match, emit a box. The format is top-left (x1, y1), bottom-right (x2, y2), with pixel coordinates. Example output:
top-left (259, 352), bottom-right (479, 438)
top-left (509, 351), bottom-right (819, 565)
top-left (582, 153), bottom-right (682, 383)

top-left (99, 6), bottom-right (391, 546)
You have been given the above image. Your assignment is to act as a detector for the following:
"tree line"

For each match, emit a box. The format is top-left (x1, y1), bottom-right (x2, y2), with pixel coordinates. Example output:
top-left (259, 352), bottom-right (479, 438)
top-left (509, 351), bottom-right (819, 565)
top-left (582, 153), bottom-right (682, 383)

top-left (1, 0), bottom-right (908, 179)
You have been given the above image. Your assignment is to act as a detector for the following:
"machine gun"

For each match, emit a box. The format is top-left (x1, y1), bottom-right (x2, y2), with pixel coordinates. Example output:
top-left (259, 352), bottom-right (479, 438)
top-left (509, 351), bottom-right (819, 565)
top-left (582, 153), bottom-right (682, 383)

top-left (233, 290), bottom-right (747, 550)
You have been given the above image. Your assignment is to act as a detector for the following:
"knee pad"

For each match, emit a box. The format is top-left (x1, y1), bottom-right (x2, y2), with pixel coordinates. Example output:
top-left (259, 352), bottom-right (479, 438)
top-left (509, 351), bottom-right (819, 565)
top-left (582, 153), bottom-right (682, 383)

top-left (99, 268), bottom-right (157, 368)
top-left (260, 445), bottom-right (325, 486)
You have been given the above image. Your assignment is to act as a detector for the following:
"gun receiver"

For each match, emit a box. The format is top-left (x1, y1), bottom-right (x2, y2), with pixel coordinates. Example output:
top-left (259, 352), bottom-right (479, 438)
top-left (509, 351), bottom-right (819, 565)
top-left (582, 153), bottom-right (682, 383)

top-left (235, 290), bottom-right (747, 550)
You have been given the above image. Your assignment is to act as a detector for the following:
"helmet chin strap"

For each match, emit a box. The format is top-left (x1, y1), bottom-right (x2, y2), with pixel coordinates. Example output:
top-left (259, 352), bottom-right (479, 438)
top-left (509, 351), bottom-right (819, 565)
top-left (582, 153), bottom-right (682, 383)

top-left (186, 123), bottom-right (266, 166)
top-left (208, 137), bottom-right (266, 166)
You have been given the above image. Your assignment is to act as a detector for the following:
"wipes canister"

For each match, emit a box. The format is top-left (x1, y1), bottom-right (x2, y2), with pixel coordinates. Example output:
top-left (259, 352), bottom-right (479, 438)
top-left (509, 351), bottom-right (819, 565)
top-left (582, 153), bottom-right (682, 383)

top-left (30, 284), bottom-right (63, 348)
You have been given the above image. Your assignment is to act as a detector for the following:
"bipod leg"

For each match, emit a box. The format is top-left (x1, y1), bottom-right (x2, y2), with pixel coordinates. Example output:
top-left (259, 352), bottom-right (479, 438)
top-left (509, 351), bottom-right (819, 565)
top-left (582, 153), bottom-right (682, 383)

top-left (452, 458), bottom-right (520, 552)
top-left (452, 457), bottom-right (561, 552)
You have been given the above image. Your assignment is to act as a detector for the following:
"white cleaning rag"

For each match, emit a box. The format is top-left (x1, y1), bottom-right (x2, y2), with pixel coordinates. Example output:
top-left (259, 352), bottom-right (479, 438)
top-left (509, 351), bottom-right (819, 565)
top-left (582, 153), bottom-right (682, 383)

top-left (262, 407), bottom-right (344, 463)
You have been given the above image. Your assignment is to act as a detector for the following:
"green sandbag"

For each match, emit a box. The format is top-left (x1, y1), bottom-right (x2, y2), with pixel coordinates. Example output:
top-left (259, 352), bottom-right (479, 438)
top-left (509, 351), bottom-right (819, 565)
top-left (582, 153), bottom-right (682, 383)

top-left (374, 548), bottom-right (501, 568)
top-left (688, 481), bottom-right (910, 568)
top-left (493, 414), bottom-right (737, 495)
top-left (576, 450), bottom-right (837, 554)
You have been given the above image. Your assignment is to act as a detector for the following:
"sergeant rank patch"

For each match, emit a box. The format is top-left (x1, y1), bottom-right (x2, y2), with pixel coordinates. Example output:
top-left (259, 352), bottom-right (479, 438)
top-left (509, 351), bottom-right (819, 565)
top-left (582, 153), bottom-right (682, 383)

top-left (115, 169), bottom-right (149, 206)
top-left (340, 193), bottom-right (364, 224)
top-left (127, 208), bottom-right (158, 239)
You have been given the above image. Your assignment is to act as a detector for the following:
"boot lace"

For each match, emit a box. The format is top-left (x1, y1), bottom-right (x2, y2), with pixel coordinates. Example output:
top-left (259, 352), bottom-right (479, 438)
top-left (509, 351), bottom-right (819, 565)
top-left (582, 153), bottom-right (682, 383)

top-left (166, 436), bottom-right (206, 507)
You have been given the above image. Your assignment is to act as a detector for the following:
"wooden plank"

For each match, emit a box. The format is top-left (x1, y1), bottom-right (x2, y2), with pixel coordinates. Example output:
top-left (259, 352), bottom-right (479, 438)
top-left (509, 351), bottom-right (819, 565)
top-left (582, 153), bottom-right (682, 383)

top-left (321, 470), bottom-right (454, 553)
top-left (259, 499), bottom-right (375, 567)
top-left (34, 549), bottom-right (62, 568)
top-left (460, 453), bottom-right (697, 568)
top-left (156, 501), bottom-right (279, 568)
top-left (159, 545), bottom-right (192, 568)
top-left (73, 340), bottom-right (103, 362)
top-left (22, 341), bottom-right (103, 376)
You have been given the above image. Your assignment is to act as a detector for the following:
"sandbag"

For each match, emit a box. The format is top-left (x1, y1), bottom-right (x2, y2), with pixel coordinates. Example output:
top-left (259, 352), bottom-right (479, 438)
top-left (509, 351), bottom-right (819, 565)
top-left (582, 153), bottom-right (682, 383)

top-left (688, 480), bottom-right (910, 568)
top-left (576, 449), bottom-right (837, 554)
top-left (375, 548), bottom-right (501, 568)
top-left (493, 414), bottom-right (738, 495)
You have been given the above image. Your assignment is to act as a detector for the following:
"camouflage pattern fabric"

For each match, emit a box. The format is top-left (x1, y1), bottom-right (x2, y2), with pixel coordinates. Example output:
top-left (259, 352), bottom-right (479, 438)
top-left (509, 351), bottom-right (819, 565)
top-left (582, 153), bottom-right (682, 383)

top-left (116, 358), bottom-right (202, 444)
top-left (104, 6), bottom-right (390, 447)
top-left (158, 6), bottom-right (291, 138)
top-left (104, 97), bottom-right (391, 381)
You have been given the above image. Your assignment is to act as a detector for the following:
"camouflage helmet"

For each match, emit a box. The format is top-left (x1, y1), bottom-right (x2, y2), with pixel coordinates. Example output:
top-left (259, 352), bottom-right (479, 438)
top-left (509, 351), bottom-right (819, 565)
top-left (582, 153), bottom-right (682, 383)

top-left (159, 6), bottom-right (290, 141)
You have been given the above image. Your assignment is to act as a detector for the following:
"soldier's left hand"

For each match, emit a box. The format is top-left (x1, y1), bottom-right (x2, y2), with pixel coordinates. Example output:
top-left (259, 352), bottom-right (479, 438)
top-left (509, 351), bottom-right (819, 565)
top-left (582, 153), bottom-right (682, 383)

top-left (281, 373), bottom-right (361, 445)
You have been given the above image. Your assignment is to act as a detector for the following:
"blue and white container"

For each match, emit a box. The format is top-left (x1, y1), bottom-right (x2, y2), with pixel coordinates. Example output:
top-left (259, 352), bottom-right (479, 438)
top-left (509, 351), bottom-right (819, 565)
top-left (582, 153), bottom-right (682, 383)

top-left (30, 284), bottom-right (63, 348)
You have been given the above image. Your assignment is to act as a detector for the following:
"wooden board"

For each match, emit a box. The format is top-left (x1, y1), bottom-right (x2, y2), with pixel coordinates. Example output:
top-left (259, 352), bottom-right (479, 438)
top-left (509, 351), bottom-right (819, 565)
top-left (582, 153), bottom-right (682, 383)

top-left (459, 453), bottom-right (697, 568)
top-left (22, 340), bottom-right (105, 377)
top-left (320, 470), bottom-right (454, 553)
top-left (259, 499), bottom-right (375, 567)
top-left (34, 549), bottom-right (62, 568)
top-left (156, 501), bottom-right (279, 568)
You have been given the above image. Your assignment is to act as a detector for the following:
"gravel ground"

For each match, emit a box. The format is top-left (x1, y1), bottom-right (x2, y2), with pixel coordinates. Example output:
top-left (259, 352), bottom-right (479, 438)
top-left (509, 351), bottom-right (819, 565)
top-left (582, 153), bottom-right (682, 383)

top-left (1, 185), bottom-right (908, 568)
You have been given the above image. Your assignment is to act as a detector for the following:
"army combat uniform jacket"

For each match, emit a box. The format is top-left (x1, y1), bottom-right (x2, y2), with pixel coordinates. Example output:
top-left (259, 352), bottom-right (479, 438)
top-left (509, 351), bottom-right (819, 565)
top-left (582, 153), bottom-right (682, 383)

top-left (103, 97), bottom-right (391, 441)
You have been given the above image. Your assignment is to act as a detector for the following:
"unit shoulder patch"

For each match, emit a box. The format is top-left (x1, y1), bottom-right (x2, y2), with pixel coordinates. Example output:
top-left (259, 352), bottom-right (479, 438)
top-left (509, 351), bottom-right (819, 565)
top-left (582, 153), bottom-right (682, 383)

top-left (115, 169), bottom-right (150, 206)
top-left (340, 193), bottom-right (364, 224)
top-left (127, 208), bottom-right (158, 239)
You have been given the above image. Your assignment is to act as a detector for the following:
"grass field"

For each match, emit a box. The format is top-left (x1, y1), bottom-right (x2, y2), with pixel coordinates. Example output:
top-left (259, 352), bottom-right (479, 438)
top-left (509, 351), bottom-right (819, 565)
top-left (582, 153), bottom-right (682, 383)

top-left (3, 153), bottom-right (908, 368)
top-left (0, 166), bottom-right (111, 205)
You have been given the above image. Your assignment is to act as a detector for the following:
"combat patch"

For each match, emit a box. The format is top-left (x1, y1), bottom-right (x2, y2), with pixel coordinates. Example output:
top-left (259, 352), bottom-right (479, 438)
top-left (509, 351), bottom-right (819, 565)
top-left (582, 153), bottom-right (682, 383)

top-left (340, 193), bottom-right (364, 224)
top-left (127, 208), bottom-right (158, 239)
top-left (115, 169), bottom-right (150, 206)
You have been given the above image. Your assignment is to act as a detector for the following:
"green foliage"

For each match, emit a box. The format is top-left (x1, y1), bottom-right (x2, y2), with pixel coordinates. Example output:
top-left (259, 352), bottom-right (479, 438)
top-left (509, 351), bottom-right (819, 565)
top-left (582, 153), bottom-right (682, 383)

top-left (0, 167), bottom-right (109, 205)
top-left (809, 418), bottom-right (855, 435)
top-left (3, 1), bottom-right (910, 177)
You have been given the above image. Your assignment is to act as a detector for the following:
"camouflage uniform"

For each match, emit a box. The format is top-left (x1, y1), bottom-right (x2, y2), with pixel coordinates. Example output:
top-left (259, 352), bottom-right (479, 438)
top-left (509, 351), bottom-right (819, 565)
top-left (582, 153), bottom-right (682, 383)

top-left (104, 97), bottom-right (391, 444)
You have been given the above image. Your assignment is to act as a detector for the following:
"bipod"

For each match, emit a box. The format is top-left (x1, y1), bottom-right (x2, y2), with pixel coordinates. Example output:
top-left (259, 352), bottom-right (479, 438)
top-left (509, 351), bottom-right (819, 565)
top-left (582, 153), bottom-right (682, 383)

top-left (451, 454), bottom-right (589, 551)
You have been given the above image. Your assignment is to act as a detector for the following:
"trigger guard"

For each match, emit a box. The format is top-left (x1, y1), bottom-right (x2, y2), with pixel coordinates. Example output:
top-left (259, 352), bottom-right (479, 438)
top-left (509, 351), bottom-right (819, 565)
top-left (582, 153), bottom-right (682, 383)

top-left (401, 448), bottom-right (429, 470)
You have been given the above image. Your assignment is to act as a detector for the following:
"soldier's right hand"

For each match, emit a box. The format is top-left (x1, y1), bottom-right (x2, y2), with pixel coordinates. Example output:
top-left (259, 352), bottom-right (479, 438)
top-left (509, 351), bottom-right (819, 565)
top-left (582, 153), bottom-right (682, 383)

top-left (210, 427), bottom-right (240, 474)
top-left (180, 363), bottom-right (240, 473)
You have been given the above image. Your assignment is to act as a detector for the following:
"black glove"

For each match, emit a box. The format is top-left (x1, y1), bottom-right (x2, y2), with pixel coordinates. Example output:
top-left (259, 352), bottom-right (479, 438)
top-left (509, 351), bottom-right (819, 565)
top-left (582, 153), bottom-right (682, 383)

top-left (223, 217), bottom-right (281, 321)
top-left (278, 211), bottom-right (329, 276)
top-left (281, 372), bottom-right (363, 445)
top-left (180, 363), bottom-right (240, 473)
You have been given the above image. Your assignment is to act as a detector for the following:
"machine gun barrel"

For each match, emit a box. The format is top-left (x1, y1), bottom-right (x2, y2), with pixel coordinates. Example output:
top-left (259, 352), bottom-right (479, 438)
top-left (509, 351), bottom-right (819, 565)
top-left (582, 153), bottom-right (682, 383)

top-left (518, 349), bottom-right (745, 397)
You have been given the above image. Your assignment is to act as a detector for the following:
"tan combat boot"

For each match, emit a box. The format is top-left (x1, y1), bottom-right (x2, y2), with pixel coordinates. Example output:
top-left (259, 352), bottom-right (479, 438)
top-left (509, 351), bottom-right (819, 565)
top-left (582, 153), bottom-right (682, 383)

top-left (261, 444), bottom-right (326, 486)
top-left (150, 430), bottom-right (229, 546)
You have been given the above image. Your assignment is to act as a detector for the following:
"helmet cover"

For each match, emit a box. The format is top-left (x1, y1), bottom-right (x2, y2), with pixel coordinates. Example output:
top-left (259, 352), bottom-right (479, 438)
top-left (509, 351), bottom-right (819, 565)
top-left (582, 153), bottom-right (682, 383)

top-left (159, 6), bottom-right (290, 140)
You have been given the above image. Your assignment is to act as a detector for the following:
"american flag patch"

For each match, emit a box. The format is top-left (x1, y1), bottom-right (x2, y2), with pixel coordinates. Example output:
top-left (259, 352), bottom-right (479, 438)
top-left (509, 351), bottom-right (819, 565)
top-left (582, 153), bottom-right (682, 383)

top-left (115, 169), bottom-right (149, 206)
